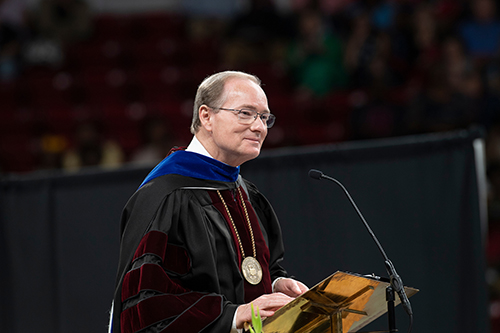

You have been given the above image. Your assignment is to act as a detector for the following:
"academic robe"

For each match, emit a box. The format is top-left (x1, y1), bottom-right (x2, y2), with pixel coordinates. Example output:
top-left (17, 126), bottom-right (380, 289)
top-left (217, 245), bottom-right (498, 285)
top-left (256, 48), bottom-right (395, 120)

top-left (110, 150), bottom-right (288, 333)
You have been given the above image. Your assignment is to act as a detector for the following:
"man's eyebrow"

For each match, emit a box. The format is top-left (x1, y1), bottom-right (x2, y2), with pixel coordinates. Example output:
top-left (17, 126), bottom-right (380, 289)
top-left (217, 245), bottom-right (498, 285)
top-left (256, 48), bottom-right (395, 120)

top-left (241, 105), bottom-right (271, 113)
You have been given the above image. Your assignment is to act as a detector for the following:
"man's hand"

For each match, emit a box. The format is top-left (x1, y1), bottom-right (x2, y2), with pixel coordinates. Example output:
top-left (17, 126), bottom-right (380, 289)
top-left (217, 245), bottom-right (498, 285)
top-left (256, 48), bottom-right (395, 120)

top-left (235, 293), bottom-right (293, 329)
top-left (274, 278), bottom-right (309, 297)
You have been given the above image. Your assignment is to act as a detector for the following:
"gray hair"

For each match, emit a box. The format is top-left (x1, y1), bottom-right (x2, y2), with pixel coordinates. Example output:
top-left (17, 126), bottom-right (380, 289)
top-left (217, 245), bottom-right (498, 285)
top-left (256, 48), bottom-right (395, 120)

top-left (190, 71), bottom-right (261, 134)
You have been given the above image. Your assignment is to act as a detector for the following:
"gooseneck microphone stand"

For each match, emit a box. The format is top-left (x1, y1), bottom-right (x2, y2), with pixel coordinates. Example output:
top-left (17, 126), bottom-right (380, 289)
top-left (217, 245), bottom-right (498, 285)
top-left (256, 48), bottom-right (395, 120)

top-left (309, 169), bottom-right (413, 333)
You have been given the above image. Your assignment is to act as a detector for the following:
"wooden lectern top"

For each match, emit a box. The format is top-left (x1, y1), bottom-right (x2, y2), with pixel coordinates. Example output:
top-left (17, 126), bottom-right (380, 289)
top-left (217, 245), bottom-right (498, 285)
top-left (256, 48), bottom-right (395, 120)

top-left (262, 271), bottom-right (418, 333)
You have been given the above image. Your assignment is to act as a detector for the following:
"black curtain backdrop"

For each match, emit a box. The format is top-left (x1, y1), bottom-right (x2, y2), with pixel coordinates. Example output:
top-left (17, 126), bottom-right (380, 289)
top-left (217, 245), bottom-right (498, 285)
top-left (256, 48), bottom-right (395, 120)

top-left (0, 128), bottom-right (489, 333)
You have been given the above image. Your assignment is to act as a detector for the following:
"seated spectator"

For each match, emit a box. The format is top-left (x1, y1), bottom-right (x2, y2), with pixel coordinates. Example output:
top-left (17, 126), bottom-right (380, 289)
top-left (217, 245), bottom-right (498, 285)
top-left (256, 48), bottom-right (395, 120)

top-left (62, 121), bottom-right (124, 172)
top-left (130, 117), bottom-right (174, 166)
top-left (438, 35), bottom-right (483, 129)
top-left (349, 50), bottom-right (403, 140)
top-left (34, 0), bottom-right (92, 44)
top-left (0, 0), bottom-right (28, 81)
top-left (405, 59), bottom-right (482, 135)
top-left (459, 0), bottom-right (500, 63)
top-left (222, 0), bottom-right (292, 68)
top-left (441, 36), bottom-right (473, 92)
top-left (37, 131), bottom-right (68, 170)
top-left (409, 2), bottom-right (441, 87)
top-left (287, 9), bottom-right (348, 97)
top-left (370, 0), bottom-right (398, 31)
top-left (344, 11), bottom-right (377, 88)
top-left (23, 0), bottom-right (91, 66)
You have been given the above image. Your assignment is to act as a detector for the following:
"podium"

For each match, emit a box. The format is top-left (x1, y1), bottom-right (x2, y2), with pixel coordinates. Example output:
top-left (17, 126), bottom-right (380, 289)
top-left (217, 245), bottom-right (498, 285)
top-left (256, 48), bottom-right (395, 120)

top-left (262, 271), bottom-right (419, 333)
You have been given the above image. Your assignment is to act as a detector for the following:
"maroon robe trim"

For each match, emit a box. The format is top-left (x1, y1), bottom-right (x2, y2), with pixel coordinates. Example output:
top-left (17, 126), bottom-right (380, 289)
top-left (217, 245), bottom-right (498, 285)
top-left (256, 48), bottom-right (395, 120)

top-left (120, 293), bottom-right (223, 333)
top-left (209, 188), bottom-right (272, 303)
top-left (131, 230), bottom-right (191, 275)
top-left (132, 230), bottom-right (168, 261)
top-left (122, 264), bottom-right (188, 301)
top-left (121, 230), bottom-right (222, 333)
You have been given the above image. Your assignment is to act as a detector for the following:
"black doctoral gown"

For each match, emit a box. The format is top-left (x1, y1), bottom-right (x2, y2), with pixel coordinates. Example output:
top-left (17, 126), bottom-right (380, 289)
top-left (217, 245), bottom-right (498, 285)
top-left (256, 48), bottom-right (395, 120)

top-left (111, 172), bottom-right (288, 333)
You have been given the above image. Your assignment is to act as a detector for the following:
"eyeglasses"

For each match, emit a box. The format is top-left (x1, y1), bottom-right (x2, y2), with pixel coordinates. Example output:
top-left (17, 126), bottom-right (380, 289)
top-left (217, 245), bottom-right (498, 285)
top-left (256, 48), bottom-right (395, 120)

top-left (208, 106), bottom-right (276, 128)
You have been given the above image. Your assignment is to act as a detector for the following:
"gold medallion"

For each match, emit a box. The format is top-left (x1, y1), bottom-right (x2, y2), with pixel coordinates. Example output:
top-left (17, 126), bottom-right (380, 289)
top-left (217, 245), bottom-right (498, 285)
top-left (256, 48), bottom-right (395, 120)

top-left (242, 256), bottom-right (263, 285)
top-left (217, 188), bottom-right (263, 286)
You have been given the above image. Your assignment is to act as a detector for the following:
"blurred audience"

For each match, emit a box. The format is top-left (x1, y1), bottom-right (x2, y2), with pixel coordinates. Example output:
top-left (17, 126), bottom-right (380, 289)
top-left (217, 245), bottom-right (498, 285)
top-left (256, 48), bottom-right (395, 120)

top-left (222, 0), bottom-right (293, 68)
top-left (130, 117), bottom-right (174, 165)
top-left (1, 0), bottom-right (499, 170)
top-left (181, 0), bottom-right (246, 18)
top-left (409, 2), bottom-right (441, 86)
top-left (62, 121), bottom-right (124, 172)
top-left (23, 0), bottom-right (92, 66)
top-left (459, 0), bottom-right (500, 64)
top-left (33, 0), bottom-right (92, 44)
top-left (0, 0), bottom-right (498, 169)
top-left (287, 8), bottom-right (348, 98)
top-left (0, 0), bottom-right (28, 81)
top-left (291, 0), bottom-right (354, 15)
top-left (37, 130), bottom-right (68, 170)
top-left (344, 11), bottom-right (377, 87)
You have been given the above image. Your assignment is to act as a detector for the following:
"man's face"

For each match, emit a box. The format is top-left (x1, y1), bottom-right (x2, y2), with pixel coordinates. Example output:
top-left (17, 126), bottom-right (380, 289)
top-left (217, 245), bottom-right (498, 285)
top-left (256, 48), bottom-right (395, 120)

top-left (207, 78), bottom-right (269, 167)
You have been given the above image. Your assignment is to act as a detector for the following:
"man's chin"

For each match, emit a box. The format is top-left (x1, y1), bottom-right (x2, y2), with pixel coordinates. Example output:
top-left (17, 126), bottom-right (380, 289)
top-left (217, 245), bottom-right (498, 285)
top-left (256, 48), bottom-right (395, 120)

top-left (239, 148), bottom-right (261, 164)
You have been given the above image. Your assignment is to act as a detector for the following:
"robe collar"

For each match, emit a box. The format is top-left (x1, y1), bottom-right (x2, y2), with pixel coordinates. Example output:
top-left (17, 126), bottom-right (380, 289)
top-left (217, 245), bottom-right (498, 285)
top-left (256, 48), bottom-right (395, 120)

top-left (139, 149), bottom-right (240, 188)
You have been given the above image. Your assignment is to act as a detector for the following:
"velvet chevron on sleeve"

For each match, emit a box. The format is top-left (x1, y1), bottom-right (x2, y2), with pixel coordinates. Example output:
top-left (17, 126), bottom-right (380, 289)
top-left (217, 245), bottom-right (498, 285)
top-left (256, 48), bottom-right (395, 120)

top-left (120, 230), bottom-right (225, 333)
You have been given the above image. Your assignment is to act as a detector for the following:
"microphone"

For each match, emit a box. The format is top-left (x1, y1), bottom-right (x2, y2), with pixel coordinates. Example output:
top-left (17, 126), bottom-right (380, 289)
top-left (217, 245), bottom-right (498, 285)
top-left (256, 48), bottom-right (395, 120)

top-left (308, 169), bottom-right (413, 318)
top-left (308, 169), bottom-right (323, 180)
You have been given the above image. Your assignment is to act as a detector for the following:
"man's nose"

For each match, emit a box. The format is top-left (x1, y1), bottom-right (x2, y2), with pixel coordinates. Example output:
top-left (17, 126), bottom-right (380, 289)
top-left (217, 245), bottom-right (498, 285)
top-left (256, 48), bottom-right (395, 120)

top-left (251, 115), bottom-right (267, 132)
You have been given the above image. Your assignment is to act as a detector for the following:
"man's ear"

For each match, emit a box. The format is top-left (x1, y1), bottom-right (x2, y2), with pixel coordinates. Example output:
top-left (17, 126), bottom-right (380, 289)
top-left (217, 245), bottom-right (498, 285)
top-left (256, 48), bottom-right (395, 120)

top-left (199, 105), bottom-right (213, 132)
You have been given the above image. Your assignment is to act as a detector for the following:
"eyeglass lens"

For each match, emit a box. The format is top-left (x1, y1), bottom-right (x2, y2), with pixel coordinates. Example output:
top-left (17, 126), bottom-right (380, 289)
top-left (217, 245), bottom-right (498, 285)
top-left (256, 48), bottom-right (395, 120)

top-left (238, 110), bottom-right (275, 128)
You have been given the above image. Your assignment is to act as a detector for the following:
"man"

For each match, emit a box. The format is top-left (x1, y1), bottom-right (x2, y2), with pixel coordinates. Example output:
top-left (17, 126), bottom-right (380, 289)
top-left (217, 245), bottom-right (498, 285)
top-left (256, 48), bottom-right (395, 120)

top-left (110, 71), bottom-right (308, 332)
